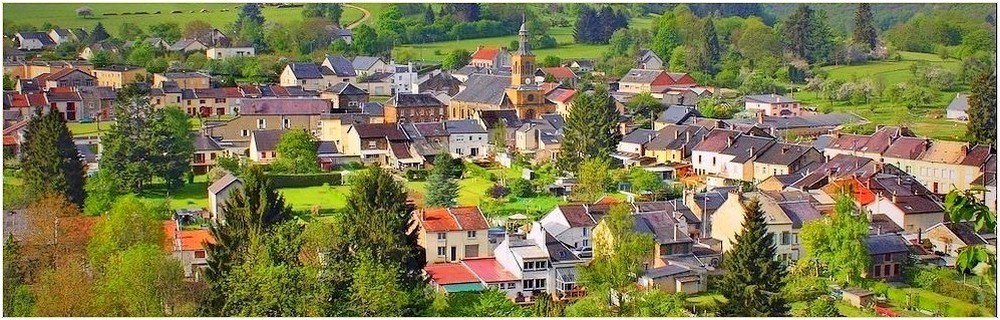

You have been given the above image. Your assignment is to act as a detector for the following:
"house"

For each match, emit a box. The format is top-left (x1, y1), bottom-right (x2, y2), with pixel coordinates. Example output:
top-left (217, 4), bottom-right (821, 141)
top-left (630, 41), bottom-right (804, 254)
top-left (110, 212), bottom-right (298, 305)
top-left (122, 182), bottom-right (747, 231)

top-left (192, 134), bottom-right (225, 174)
top-left (493, 236), bottom-right (552, 302)
top-left (865, 172), bottom-right (945, 234)
top-left (163, 220), bottom-right (215, 280)
top-left (971, 155), bottom-right (997, 211)
top-left (91, 65), bottom-right (147, 88)
top-left (355, 71), bottom-right (393, 96)
top-left (539, 204), bottom-right (609, 255)
top-left (324, 26), bottom-right (353, 44)
top-left (415, 69), bottom-right (463, 96)
top-left (752, 143), bottom-right (823, 182)
top-left (318, 113), bottom-right (372, 154)
top-left (413, 206), bottom-right (492, 263)
top-left (654, 105), bottom-right (701, 129)
top-left (712, 190), bottom-right (826, 264)
top-left (636, 48), bottom-right (664, 70)
top-left (923, 222), bottom-right (997, 257)
top-left (470, 46), bottom-right (511, 69)
top-left (788, 154), bottom-right (882, 191)
top-left (3, 46), bottom-right (26, 63)
top-left (391, 63), bottom-right (419, 94)
top-left (279, 56), bottom-right (356, 91)
top-left (4, 92), bottom-right (48, 121)
top-left (546, 88), bottom-right (576, 116)
top-left (475, 109), bottom-right (522, 150)
top-left (344, 123), bottom-right (419, 168)
top-left (35, 68), bottom-right (97, 89)
top-left (445, 119), bottom-right (489, 158)
top-left (153, 72), bottom-right (212, 89)
top-left (823, 126), bottom-right (912, 162)
top-left (724, 113), bottom-right (863, 139)
top-left (320, 54), bottom-right (358, 84)
top-left (168, 39), bottom-right (209, 52)
top-left (690, 129), bottom-right (742, 176)
top-left (684, 187), bottom-right (736, 237)
top-left (661, 87), bottom-right (711, 106)
top-left (203, 98), bottom-right (331, 142)
top-left (351, 56), bottom-right (388, 77)
top-left (207, 173), bottom-right (242, 222)
top-left (44, 87), bottom-right (84, 121)
top-left (206, 47), bottom-right (255, 59)
top-left (462, 257), bottom-right (523, 298)
top-left (718, 133), bottom-right (776, 181)
top-left (15, 32), bottom-right (56, 50)
top-left (424, 263), bottom-right (487, 294)
top-left (744, 94), bottom-right (803, 117)
top-left (385, 93), bottom-right (447, 123)
top-left (902, 141), bottom-right (992, 194)
top-left (402, 121), bottom-right (450, 159)
top-left (619, 69), bottom-right (692, 95)
top-left (842, 288), bottom-right (876, 308)
top-left (865, 234), bottom-right (909, 281)
top-left (515, 114), bottom-right (564, 163)
top-left (534, 67), bottom-right (578, 87)
top-left (78, 41), bottom-right (120, 60)
top-left (48, 28), bottom-right (88, 44)
top-left (320, 82), bottom-right (369, 112)
top-left (567, 60), bottom-right (593, 73)
top-left (528, 224), bottom-right (588, 300)
top-left (5, 60), bottom-right (94, 79)
top-left (249, 130), bottom-right (284, 164)
top-left (77, 86), bottom-right (116, 121)
top-left (945, 93), bottom-right (969, 121)
top-left (614, 128), bottom-right (658, 167)
top-left (645, 124), bottom-right (707, 165)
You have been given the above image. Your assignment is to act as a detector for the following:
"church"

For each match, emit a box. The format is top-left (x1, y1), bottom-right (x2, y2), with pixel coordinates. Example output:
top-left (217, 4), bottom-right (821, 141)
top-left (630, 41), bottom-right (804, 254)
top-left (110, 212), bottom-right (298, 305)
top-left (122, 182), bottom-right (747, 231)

top-left (449, 19), bottom-right (557, 120)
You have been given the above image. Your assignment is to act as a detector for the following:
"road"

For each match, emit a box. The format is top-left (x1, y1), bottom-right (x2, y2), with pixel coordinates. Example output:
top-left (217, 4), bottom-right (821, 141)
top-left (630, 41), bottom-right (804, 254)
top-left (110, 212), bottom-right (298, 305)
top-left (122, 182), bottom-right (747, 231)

top-left (344, 4), bottom-right (370, 29)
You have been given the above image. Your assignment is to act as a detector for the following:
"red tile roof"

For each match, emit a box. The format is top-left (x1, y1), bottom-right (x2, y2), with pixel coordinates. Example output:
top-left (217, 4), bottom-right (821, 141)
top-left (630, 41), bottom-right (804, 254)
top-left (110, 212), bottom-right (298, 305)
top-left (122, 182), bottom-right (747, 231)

top-left (450, 206), bottom-right (489, 230)
top-left (462, 257), bottom-right (518, 283)
top-left (420, 206), bottom-right (489, 232)
top-left (541, 67), bottom-right (577, 80)
top-left (162, 221), bottom-right (215, 251)
top-left (8, 93), bottom-right (47, 107)
top-left (471, 47), bottom-right (501, 61)
top-left (424, 263), bottom-right (481, 285)
top-left (821, 178), bottom-right (876, 205)
top-left (546, 88), bottom-right (576, 104)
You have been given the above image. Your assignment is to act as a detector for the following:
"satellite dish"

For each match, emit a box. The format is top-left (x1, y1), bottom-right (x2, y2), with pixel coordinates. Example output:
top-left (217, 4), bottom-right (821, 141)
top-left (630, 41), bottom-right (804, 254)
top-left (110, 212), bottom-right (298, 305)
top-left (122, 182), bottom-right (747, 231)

top-left (524, 77), bottom-right (532, 85)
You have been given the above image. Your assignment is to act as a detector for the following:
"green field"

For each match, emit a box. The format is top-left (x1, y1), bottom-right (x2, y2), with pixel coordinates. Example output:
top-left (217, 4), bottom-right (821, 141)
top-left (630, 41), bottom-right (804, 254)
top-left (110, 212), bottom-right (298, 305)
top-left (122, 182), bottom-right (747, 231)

top-left (792, 51), bottom-right (968, 141)
top-left (3, 3), bottom-right (365, 37)
top-left (67, 116), bottom-right (234, 137)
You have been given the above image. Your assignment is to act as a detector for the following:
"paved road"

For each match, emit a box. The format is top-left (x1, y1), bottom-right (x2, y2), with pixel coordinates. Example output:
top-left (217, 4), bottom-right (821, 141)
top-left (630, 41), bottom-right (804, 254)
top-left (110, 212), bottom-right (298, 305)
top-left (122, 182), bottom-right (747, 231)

top-left (344, 4), bottom-right (371, 29)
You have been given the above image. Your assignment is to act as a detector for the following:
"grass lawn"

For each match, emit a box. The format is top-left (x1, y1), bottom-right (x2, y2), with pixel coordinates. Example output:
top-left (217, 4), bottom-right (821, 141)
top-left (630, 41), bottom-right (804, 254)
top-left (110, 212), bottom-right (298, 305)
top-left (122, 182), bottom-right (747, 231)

top-left (3, 3), bottom-right (364, 38)
top-left (884, 286), bottom-right (992, 317)
top-left (791, 51), bottom-right (968, 141)
top-left (67, 116), bottom-right (234, 137)
top-left (278, 185), bottom-right (351, 212)
top-left (139, 174), bottom-right (210, 210)
top-left (395, 26), bottom-right (613, 63)
top-left (686, 293), bottom-right (726, 308)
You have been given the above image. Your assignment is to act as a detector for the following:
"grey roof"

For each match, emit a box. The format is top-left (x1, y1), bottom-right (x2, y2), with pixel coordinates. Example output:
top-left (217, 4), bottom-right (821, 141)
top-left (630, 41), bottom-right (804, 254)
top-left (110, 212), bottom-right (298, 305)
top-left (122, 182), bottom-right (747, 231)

top-left (323, 55), bottom-right (357, 77)
top-left (317, 141), bottom-right (338, 155)
top-left (207, 173), bottom-right (241, 194)
top-left (168, 38), bottom-right (205, 51)
top-left (545, 231), bottom-right (581, 263)
top-left (947, 93), bottom-right (969, 112)
top-left (77, 86), bottom-right (116, 100)
top-left (326, 82), bottom-right (367, 96)
top-left (621, 128), bottom-right (657, 145)
top-left (621, 69), bottom-right (663, 84)
top-left (17, 32), bottom-right (55, 46)
top-left (632, 211), bottom-right (693, 245)
top-left (252, 130), bottom-right (284, 151)
top-left (778, 202), bottom-right (822, 229)
top-left (813, 134), bottom-right (835, 152)
top-left (745, 94), bottom-right (798, 104)
top-left (477, 109), bottom-right (521, 129)
top-left (692, 188), bottom-right (735, 212)
top-left (540, 114), bottom-right (565, 131)
top-left (17, 79), bottom-right (40, 92)
top-left (452, 74), bottom-right (511, 105)
top-left (445, 119), bottom-right (487, 134)
top-left (943, 222), bottom-right (990, 246)
top-left (539, 129), bottom-right (562, 145)
top-left (657, 105), bottom-right (700, 125)
top-left (287, 63), bottom-right (326, 79)
top-left (638, 48), bottom-right (662, 64)
top-left (721, 135), bottom-right (775, 163)
top-left (866, 234), bottom-right (910, 255)
top-left (352, 56), bottom-right (383, 70)
top-left (644, 264), bottom-right (691, 279)
top-left (755, 143), bottom-right (815, 166)
top-left (361, 102), bottom-right (384, 116)
top-left (725, 113), bottom-right (862, 130)
top-left (454, 65), bottom-right (489, 76)
top-left (193, 134), bottom-right (223, 151)
top-left (389, 93), bottom-right (444, 107)
top-left (571, 60), bottom-right (594, 68)
top-left (869, 214), bottom-right (904, 235)
top-left (239, 98), bottom-right (330, 115)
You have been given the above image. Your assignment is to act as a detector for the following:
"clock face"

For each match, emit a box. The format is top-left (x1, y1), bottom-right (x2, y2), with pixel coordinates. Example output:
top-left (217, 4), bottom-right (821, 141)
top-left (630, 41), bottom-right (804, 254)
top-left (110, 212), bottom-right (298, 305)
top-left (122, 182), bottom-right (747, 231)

top-left (524, 77), bottom-right (532, 84)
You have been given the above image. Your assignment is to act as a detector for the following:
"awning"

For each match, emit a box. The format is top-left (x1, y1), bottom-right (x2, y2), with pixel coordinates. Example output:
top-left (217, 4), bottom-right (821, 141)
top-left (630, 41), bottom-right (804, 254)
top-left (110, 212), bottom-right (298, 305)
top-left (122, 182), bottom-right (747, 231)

top-left (442, 283), bottom-right (485, 293)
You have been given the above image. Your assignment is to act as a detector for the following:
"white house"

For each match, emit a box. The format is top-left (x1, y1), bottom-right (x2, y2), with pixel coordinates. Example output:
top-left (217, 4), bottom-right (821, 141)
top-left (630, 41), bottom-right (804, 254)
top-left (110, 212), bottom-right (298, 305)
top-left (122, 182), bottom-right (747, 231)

top-left (493, 236), bottom-right (552, 301)
top-left (538, 204), bottom-right (602, 253)
top-left (206, 47), bottom-right (256, 60)
top-left (691, 129), bottom-right (742, 177)
top-left (207, 173), bottom-right (242, 222)
top-left (945, 93), bottom-right (969, 121)
top-left (744, 94), bottom-right (802, 117)
top-left (15, 32), bottom-right (55, 50)
top-left (444, 119), bottom-right (489, 158)
top-left (392, 62), bottom-right (419, 95)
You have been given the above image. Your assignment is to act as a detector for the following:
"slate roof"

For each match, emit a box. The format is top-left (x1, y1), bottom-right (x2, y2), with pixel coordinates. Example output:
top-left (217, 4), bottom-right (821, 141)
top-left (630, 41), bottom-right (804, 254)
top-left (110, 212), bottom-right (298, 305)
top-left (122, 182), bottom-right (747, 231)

top-left (632, 211), bottom-right (693, 245)
top-left (252, 130), bottom-right (284, 151)
top-left (45, 88), bottom-right (82, 102)
top-left (361, 102), bottom-right (384, 116)
top-left (691, 188), bottom-right (735, 213)
top-left (620, 69), bottom-right (663, 84)
top-left (193, 134), bottom-right (223, 151)
top-left (405, 122), bottom-right (448, 138)
top-left (545, 231), bottom-right (581, 263)
top-left (325, 82), bottom-right (366, 96)
top-left (621, 128), bottom-right (657, 145)
top-left (351, 56), bottom-right (383, 71)
top-left (692, 129), bottom-right (741, 152)
top-left (720, 134), bottom-right (775, 163)
top-left (445, 119), bottom-right (486, 134)
top-left (160, 71), bottom-right (211, 79)
top-left (656, 105), bottom-right (701, 125)
top-left (17, 79), bottom-right (40, 93)
top-left (389, 93), bottom-right (445, 108)
top-left (94, 64), bottom-right (144, 72)
top-left (866, 234), bottom-right (910, 255)
top-left (207, 173), bottom-right (240, 194)
top-left (286, 63), bottom-right (326, 79)
top-left (352, 123), bottom-right (407, 140)
top-left (942, 222), bottom-right (990, 245)
top-left (452, 74), bottom-right (511, 105)
top-left (778, 202), bottom-right (823, 228)
top-left (882, 137), bottom-right (929, 160)
top-left (477, 109), bottom-right (521, 129)
top-left (646, 125), bottom-right (706, 153)
top-left (570, 60), bottom-right (594, 69)
top-left (727, 113), bottom-right (863, 130)
top-left (869, 214), bottom-right (904, 235)
top-left (947, 93), bottom-right (969, 112)
top-left (644, 264), bottom-right (691, 279)
top-left (745, 94), bottom-right (798, 104)
top-left (17, 32), bottom-right (55, 46)
top-left (168, 38), bottom-right (205, 51)
top-left (791, 154), bottom-right (877, 190)
top-left (322, 55), bottom-right (357, 77)
top-left (239, 98), bottom-right (330, 115)
top-left (755, 143), bottom-right (815, 166)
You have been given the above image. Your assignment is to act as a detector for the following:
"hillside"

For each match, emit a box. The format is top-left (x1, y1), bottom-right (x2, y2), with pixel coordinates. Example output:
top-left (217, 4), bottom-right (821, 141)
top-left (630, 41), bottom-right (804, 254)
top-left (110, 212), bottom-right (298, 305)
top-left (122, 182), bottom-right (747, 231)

top-left (761, 3), bottom-right (996, 34)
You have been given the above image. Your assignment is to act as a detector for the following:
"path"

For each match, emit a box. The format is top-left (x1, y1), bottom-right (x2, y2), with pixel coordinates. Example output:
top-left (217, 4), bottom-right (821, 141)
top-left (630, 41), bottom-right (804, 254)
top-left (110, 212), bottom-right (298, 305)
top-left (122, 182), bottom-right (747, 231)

top-left (344, 4), bottom-right (370, 29)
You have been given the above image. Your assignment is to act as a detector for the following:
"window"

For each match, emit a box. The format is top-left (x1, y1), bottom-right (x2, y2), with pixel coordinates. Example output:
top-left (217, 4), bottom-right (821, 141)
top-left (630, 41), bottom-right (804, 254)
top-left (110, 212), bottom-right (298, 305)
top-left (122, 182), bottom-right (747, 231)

top-left (215, 98), bottom-right (225, 103)
top-left (437, 247), bottom-right (446, 256)
top-left (883, 253), bottom-right (891, 262)
top-left (257, 118), bottom-right (266, 129)
top-left (437, 233), bottom-right (446, 240)
top-left (241, 129), bottom-right (250, 137)
top-left (194, 250), bottom-right (206, 258)
top-left (367, 141), bottom-right (376, 148)
top-left (210, 153), bottom-right (216, 160)
top-left (883, 264), bottom-right (890, 276)
top-left (581, 240), bottom-right (590, 247)
top-left (506, 282), bottom-right (516, 289)
top-left (893, 264), bottom-right (900, 276)
top-left (283, 118), bottom-right (291, 129)
top-left (260, 152), bottom-right (267, 159)
top-left (712, 157), bottom-right (716, 165)
top-left (199, 99), bottom-right (206, 104)
top-left (523, 280), bottom-right (534, 289)
top-left (698, 155), bottom-right (702, 163)
top-left (873, 266), bottom-right (881, 277)
top-left (467, 231), bottom-right (476, 239)
top-left (780, 232), bottom-right (791, 245)
top-left (582, 227), bottom-right (588, 236)
top-left (464, 244), bottom-right (479, 258)
top-left (187, 100), bottom-right (192, 105)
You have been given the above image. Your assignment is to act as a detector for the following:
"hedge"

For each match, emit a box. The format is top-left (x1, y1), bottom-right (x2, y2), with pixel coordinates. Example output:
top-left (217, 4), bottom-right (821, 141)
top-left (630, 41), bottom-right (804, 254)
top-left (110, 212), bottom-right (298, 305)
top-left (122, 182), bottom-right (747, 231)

top-left (266, 172), bottom-right (342, 188)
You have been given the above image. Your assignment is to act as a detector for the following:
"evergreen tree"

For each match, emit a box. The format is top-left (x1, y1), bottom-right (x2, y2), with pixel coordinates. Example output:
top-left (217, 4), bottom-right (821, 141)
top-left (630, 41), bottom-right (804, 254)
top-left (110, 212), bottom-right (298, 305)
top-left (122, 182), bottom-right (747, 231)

top-left (203, 164), bottom-right (293, 314)
top-left (852, 4), bottom-right (878, 50)
top-left (781, 4), bottom-right (834, 64)
top-left (718, 198), bottom-right (789, 316)
top-left (234, 4), bottom-right (267, 51)
top-left (424, 5), bottom-right (436, 25)
top-left (20, 108), bottom-right (86, 206)
top-left (89, 22), bottom-right (109, 43)
top-left (557, 86), bottom-right (622, 171)
top-left (447, 4), bottom-right (479, 22)
top-left (966, 68), bottom-right (997, 146)
top-left (700, 17), bottom-right (721, 74)
top-left (425, 150), bottom-right (459, 208)
top-left (573, 5), bottom-right (599, 44)
top-left (340, 166), bottom-right (423, 276)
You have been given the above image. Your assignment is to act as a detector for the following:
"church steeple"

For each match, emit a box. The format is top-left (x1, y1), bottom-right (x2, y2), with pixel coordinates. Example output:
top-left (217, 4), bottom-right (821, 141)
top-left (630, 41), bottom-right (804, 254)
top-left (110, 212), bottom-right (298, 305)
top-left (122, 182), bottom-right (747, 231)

top-left (510, 13), bottom-right (534, 88)
top-left (517, 13), bottom-right (530, 55)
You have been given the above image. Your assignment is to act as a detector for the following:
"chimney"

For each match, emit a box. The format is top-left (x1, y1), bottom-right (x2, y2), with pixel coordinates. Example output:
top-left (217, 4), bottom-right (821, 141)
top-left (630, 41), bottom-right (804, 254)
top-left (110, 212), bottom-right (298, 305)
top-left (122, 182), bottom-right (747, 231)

top-left (727, 136), bottom-right (734, 147)
top-left (876, 225), bottom-right (882, 235)
top-left (961, 145), bottom-right (969, 156)
top-left (685, 131), bottom-right (691, 142)
top-left (891, 191), bottom-right (897, 203)
top-left (756, 111), bottom-right (764, 124)
top-left (674, 130), bottom-right (680, 139)
top-left (748, 146), bottom-right (755, 156)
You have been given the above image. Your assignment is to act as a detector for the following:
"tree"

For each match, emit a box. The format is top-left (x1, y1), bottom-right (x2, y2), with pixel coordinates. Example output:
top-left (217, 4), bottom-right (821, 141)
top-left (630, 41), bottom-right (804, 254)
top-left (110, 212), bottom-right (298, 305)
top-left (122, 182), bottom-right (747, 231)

top-left (490, 122), bottom-right (508, 154)
top-left (852, 4), bottom-right (878, 50)
top-left (339, 166), bottom-right (423, 275)
top-left (698, 17), bottom-right (721, 74)
top-left (573, 5), bottom-right (599, 44)
top-left (203, 164), bottom-right (293, 313)
top-left (558, 87), bottom-right (621, 171)
top-left (423, 5), bottom-right (436, 25)
top-left (650, 13), bottom-right (681, 63)
top-left (20, 108), bottom-right (86, 206)
top-left (182, 20), bottom-right (214, 41)
top-left (76, 6), bottom-right (93, 18)
top-left (781, 4), bottom-right (834, 64)
top-left (626, 91), bottom-right (663, 126)
top-left (271, 130), bottom-right (320, 174)
top-left (22, 195), bottom-right (88, 273)
top-left (718, 198), bottom-right (789, 316)
top-left (441, 49), bottom-right (472, 70)
top-left (541, 55), bottom-right (562, 68)
top-left (574, 158), bottom-right (612, 205)
top-left (31, 261), bottom-right (96, 316)
top-left (302, 3), bottom-right (343, 26)
top-left (966, 68), bottom-right (996, 146)
top-left (82, 171), bottom-right (118, 216)
top-left (425, 150), bottom-right (459, 207)
top-left (89, 50), bottom-right (110, 68)
top-left (628, 167), bottom-right (663, 196)
top-left (798, 193), bottom-right (870, 283)
top-left (351, 24), bottom-right (380, 56)
top-left (86, 195), bottom-right (165, 272)
top-left (89, 22), bottom-right (109, 43)
top-left (349, 254), bottom-right (408, 316)
top-left (804, 296), bottom-right (841, 317)
top-left (234, 4), bottom-right (267, 51)
top-left (469, 289), bottom-right (528, 316)
top-left (576, 203), bottom-right (655, 315)
top-left (184, 53), bottom-right (207, 70)
top-left (93, 244), bottom-right (187, 316)
top-left (148, 22), bottom-right (182, 43)
top-left (944, 189), bottom-right (997, 294)
top-left (735, 17), bottom-right (780, 68)
top-left (445, 3), bottom-right (480, 22)
top-left (218, 225), bottom-right (319, 316)
top-left (4, 237), bottom-right (33, 317)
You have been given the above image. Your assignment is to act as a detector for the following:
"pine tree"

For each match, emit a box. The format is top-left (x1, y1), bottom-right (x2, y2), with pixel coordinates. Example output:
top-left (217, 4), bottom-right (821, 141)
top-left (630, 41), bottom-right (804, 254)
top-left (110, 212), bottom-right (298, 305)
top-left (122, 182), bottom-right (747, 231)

top-left (967, 68), bottom-right (997, 147)
top-left (20, 108), bottom-right (86, 206)
top-left (423, 5), bottom-right (436, 25)
top-left (718, 198), bottom-right (789, 317)
top-left (852, 4), bottom-right (878, 50)
top-left (700, 17), bottom-right (721, 74)
top-left (203, 164), bottom-right (293, 313)
top-left (557, 86), bottom-right (622, 171)
top-left (89, 22), bottom-right (109, 43)
top-left (425, 150), bottom-right (459, 208)
top-left (573, 5), bottom-right (598, 44)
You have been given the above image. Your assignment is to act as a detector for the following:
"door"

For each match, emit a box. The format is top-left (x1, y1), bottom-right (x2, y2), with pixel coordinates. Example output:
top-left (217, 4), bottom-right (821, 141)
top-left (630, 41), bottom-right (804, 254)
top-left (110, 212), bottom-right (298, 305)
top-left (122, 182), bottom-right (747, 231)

top-left (66, 102), bottom-right (76, 121)
top-left (470, 148), bottom-right (479, 157)
top-left (450, 246), bottom-right (457, 261)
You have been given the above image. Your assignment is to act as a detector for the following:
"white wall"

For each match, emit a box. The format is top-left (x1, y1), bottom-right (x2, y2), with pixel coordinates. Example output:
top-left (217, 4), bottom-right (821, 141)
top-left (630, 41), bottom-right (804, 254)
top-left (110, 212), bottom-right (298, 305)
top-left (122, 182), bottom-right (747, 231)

top-left (450, 132), bottom-right (489, 158)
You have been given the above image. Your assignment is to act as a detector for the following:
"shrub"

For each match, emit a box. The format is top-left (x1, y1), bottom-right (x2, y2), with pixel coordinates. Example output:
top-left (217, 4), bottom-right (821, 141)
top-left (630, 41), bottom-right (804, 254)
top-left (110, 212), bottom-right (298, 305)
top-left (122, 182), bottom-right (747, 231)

top-left (465, 162), bottom-right (494, 181)
top-left (265, 172), bottom-right (342, 188)
top-left (508, 178), bottom-right (534, 198)
top-left (405, 168), bottom-right (429, 181)
top-left (782, 275), bottom-right (828, 302)
top-left (487, 184), bottom-right (509, 199)
top-left (341, 161), bottom-right (365, 171)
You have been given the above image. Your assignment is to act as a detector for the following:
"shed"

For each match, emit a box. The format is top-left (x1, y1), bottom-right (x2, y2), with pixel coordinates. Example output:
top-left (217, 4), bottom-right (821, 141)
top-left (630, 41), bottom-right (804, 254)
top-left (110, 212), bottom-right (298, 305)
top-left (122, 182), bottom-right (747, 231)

top-left (842, 287), bottom-right (875, 308)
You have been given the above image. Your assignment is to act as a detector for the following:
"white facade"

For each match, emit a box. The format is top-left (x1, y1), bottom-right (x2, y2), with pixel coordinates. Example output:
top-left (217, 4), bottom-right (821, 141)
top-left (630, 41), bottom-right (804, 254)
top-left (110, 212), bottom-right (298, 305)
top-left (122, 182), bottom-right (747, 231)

top-left (493, 239), bottom-right (551, 298)
top-left (449, 132), bottom-right (489, 158)
top-left (16, 36), bottom-right (44, 50)
top-left (392, 63), bottom-right (419, 95)
top-left (207, 47), bottom-right (256, 60)
top-left (539, 207), bottom-right (593, 251)
top-left (692, 150), bottom-right (733, 177)
top-left (866, 195), bottom-right (945, 235)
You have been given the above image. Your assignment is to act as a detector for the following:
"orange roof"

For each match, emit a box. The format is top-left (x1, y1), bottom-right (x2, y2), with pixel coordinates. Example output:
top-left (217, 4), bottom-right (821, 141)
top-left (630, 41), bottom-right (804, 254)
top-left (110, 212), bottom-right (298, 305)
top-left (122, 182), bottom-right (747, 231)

top-left (8, 93), bottom-right (47, 107)
top-left (421, 206), bottom-right (489, 232)
top-left (462, 257), bottom-right (518, 283)
top-left (471, 47), bottom-right (501, 61)
top-left (541, 67), bottom-right (577, 80)
top-left (594, 195), bottom-right (622, 205)
top-left (822, 178), bottom-right (876, 205)
top-left (3, 136), bottom-right (17, 146)
top-left (546, 88), bottom-right (576, 104)
top-left (162, 220), bottom-right (215, 252)
top-left (424, 263), bottom-right (481, 285)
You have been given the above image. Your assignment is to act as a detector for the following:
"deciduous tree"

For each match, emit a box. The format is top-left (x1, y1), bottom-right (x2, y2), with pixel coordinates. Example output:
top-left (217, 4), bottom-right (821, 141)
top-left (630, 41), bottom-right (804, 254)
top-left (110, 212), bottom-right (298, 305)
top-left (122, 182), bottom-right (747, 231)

top-left (86, 195), bottom-right (165, 272)
top-left (798, 193), bottom-right (870, 283)
top-left (272, 130), bottom-right (320, 174)
top-left (93, 244), bottom-right (187, 316)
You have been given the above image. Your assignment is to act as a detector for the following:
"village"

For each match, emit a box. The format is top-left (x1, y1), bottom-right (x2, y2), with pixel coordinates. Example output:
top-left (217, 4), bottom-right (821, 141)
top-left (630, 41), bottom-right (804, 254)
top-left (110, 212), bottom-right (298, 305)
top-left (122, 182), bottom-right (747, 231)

top-left (2, 2), bottom-right (997, 318)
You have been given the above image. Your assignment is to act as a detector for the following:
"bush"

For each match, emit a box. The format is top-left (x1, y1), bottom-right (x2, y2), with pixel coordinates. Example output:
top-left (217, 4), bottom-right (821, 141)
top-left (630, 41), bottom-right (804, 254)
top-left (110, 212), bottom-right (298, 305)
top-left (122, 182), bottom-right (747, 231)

top-left (464, 162), bottom-right (495, 181)
top-left (266, 172), bottom-right (342, 188)
top-left (341, 161), bottom-right (365, 171)
top-left (405, 168), bottom-right (429, 181)
top-left (508, 178), bottom-right (534, 198)
top-left (782, 275), bottom-right (828, 303)
top-left (487, 184), bottom-right (509, 199)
